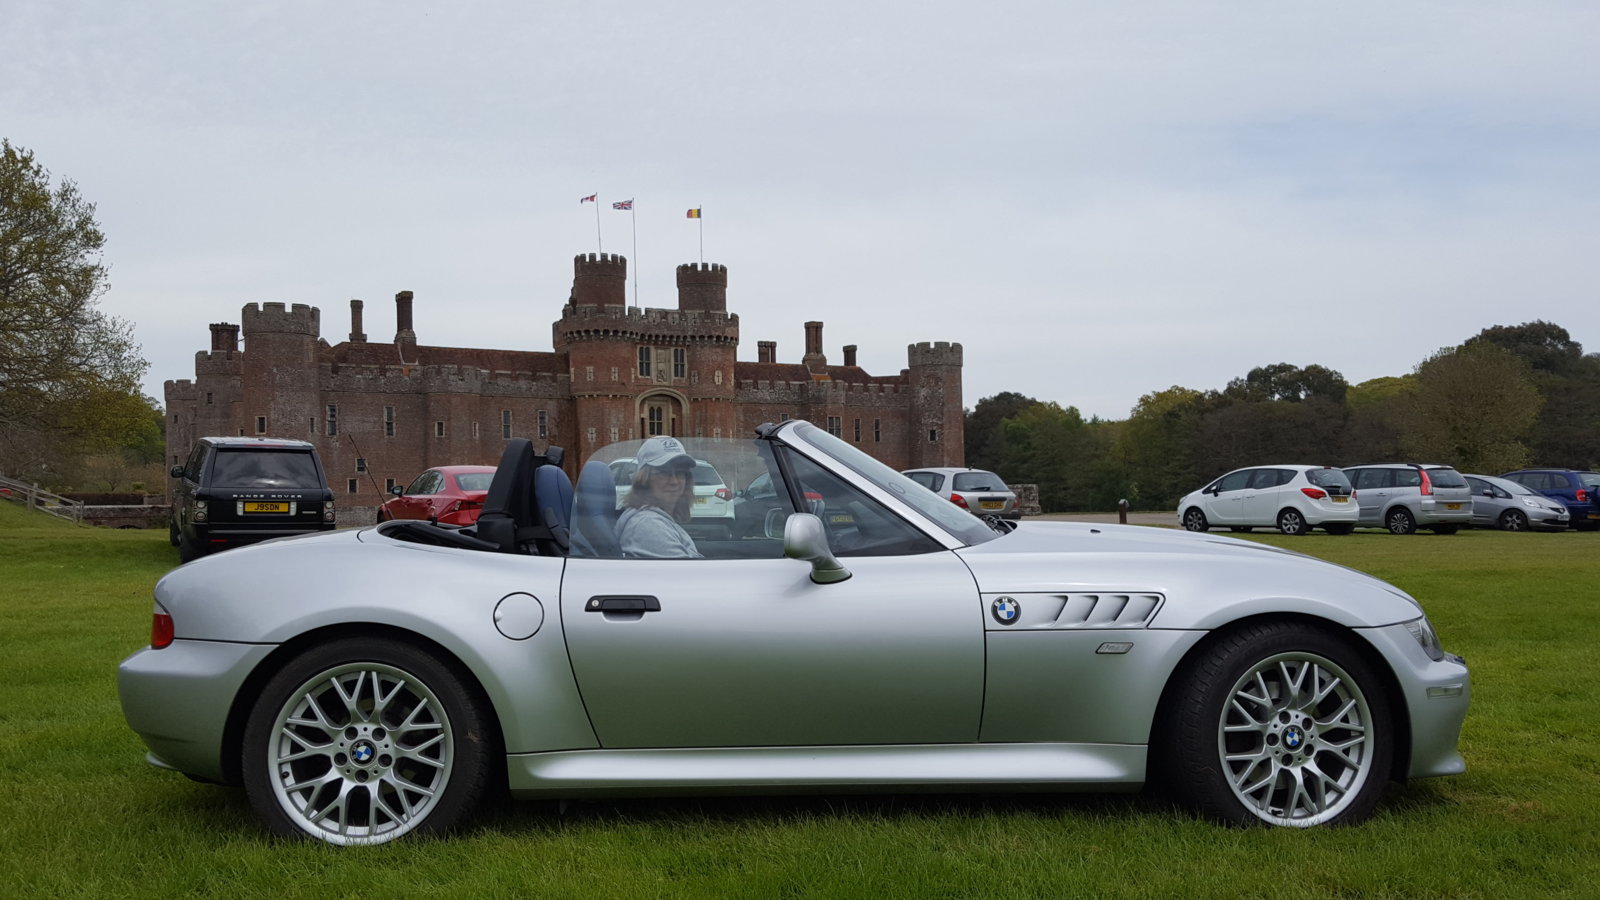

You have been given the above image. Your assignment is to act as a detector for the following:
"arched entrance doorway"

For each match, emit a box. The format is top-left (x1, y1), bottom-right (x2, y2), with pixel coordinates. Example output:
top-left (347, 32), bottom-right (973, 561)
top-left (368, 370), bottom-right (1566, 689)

top-left (637, 391), bottom-right (687, 438)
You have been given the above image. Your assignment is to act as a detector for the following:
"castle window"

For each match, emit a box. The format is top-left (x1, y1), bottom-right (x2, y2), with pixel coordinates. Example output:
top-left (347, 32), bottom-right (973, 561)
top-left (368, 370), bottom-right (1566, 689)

top-left (714, 369), bottom-right (723, 385)
top-left (647, 405), bottom-right (664, 436)
top-left (435, 421), bottom-right (446, 438)
top-left (691, 371), bottom-right (699, 385)
top-left (585, 366), bottom-right (594, 382)
top-left (638, 346), bottom-right (652, 377)
top-left (854, 418), bottom-right (862, 442)
top-left (827, 416), bottom-right (842, 437)
top-left (538, 410), bottom-right (548, 440)
top-left (256, 416), bottom-right (266, 435)
top-left (780, 413), bottom-right (790, 422)
top-left (205, 392), bottom-right (213, 406)
top-left (874, 419), bottom-right (881, 442)
top-left (473, 422), bottom-right (480, 439)
top-left (347, 479), bottom-right (358, 494)
top-left (385, 478), bottom-right (396, 492)
top-left (610, 366), bottom-right (618, 381)
top-left (713, 426), bottom-right (722, 439)
top-left (501, 409), bottom-right (512, 439)
top-left (326, 405), bottom-right (338, 437)
top-left (610, 426), bottom-right (619, 443)
top-left (356, 458), bottom-right (367, 472)
top-left (384, 406), bottom-right (395, 437)
top-left (673, 348), bottom-right (686, 378)
top-left (309, 418), bottom-right (316, 435)
top-left (928, 428), bottom-right (938, 443)
top-left (587, 427), bottom-right (597, 444)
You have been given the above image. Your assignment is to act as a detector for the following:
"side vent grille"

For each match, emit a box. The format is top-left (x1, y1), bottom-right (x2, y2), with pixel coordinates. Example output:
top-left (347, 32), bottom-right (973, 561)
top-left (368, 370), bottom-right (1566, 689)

top-left (1052, 593), bottom-right (1162, 628)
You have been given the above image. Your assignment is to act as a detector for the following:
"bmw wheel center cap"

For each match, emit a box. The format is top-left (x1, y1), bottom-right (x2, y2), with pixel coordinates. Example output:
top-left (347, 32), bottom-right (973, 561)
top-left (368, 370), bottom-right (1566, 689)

top-left (352, 740), bottom-right (376, 764)
top-left (991, 596), bottom-right (1021, 625)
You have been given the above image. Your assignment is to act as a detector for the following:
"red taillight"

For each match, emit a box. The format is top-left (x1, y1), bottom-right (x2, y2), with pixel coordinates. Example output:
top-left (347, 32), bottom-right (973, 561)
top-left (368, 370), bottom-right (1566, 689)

top-left (151, 613), bottom-right (174, 649)
top-left (950, 493), bottom-right (970, 509)
top-left (1300, 487), bottom-right (1328, 500)
top-left (803, 491), bottom-right (823, 502)
top-left (1418, 469), bottom-right (1433, 496)
top-left (715, 488), bottom-right (732, 501)
top-left (1578, 489), bottom-right (1589, 503)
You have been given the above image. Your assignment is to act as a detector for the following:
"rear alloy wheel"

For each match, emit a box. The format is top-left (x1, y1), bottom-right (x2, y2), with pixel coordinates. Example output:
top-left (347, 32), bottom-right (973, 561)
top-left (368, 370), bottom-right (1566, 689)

top-left (242, 638), bottom-right (495, 845)
top-left (1182, 508), bottom-right (1209, 532)
top-left (1163, 622), bottom-right (1393, 827)
top-left (1385, 508), bottom-right (1417, 535)
top-left (1276, 509), bottom-right (1309, 536)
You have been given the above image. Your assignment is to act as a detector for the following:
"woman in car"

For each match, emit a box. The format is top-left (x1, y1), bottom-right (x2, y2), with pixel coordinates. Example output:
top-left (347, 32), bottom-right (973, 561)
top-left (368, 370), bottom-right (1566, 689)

top-left (616, 436), bottom-right (704, 558)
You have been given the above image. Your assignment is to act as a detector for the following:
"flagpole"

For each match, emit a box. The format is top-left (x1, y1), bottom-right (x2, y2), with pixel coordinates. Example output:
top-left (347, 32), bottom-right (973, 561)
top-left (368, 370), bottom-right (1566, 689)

top-left (594, 199), bottom-right (603, 253)
top-left (631, 203), bottom-right (639, 308)
top-left (698, 205), bottom-right (704, 265)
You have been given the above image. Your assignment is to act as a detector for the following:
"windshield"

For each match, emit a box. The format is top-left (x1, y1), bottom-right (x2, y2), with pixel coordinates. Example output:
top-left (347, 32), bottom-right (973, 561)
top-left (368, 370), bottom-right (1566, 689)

top-left (210, 450), bottom-right (323, 489)
top-left (1580, 473), bottom-right (1600, 489)
top-left (790, 423), bottom-right (998, 545)
top-left (1485, 476), bottom-right (1534, 496)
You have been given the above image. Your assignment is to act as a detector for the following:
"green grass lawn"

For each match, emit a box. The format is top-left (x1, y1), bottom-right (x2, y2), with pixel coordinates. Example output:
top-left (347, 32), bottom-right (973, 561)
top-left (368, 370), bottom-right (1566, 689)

top-left (2, 502), bottom-right (1598, 898)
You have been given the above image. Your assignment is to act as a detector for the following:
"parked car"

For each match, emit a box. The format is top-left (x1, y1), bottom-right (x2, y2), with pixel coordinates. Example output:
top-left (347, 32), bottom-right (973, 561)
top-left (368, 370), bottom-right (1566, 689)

top-left (1342, 464), bottom-right (1473, 534)
top-left (168, 437), bottom-right (336, 563)
top-left (608, 455), bottom-right (736, 539)
top-left (1178, 465), bottom-right (1358, 536)
top-left (121, 421), bottom-right (1468, 844)
top-left (901, 467), bottom-right (1020, 520)
top-left (1498, 468), bottom-right (1600, 531)
top-left (377, 465), bottom-right (497, 526)
top-left (1462, 474), bottom-right (1570, 531)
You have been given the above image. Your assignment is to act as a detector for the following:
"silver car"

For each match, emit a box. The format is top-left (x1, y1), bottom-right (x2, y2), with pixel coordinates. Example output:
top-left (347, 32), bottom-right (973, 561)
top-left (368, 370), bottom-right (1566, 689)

top-left (1344, 463), bottom-right (1475, 534)
top-left (119, 420), bottom-right (1469, 845)
top-left (1463, 474), bottom-right (1570, 531)
top-left (901, 466), bottom-right (1021, 520)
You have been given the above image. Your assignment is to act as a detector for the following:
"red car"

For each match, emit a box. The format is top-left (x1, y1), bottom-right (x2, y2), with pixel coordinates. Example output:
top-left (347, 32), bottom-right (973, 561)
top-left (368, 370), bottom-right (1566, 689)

top-left (378, 466), bottom-right (497, 526)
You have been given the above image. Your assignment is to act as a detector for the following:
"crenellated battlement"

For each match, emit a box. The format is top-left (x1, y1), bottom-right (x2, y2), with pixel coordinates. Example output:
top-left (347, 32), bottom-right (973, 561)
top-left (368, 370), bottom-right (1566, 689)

top-left (907, 341), bottom-right (963, 368)
top-left (675, 262), bottom-right (727, 284)
top-left (242, 302), bottom-right (321, 337)
top-left (573, 253), bottom-right (628, 278)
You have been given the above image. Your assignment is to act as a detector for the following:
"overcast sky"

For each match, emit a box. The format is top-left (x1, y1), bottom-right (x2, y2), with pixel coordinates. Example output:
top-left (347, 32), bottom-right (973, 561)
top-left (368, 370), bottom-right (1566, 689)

top-left (5, 0), bottom-right (1597, 421)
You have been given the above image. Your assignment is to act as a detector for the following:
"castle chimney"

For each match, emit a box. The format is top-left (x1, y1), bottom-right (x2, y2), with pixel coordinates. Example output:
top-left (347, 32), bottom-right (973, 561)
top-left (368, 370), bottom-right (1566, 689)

top-left (209, 322), bottom-right (238, 352)
top-left (758, 341), bottom-right (776, 364)
top-left (395, 290), bottom-right (417, 358)
top-left (349, 299), bottom-right (366, 342)
top-left (803, 321), bottom-right (827, 372)
top-left (843, 344), bottom-right (857, 366)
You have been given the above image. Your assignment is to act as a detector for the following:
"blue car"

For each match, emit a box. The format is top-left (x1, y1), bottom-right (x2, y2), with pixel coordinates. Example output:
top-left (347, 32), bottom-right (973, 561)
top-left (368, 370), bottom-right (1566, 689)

top-left (1499, 469), bottom-right (1600, 531)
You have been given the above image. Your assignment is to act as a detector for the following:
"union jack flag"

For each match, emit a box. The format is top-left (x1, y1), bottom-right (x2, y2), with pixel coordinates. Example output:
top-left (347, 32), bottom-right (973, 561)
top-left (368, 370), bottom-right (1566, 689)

top-left (613, 200), bottom-right (633, 210)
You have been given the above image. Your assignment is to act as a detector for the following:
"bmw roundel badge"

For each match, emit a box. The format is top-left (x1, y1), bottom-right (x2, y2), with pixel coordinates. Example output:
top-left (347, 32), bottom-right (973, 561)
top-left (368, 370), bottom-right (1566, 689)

top-left (991, 596), bottom-right (1021, 625)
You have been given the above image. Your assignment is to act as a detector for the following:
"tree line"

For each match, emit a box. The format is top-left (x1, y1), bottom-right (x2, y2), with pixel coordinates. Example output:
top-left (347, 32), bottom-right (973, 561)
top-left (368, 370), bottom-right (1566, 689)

top-left (966, 321), bottom-right (1600, 512)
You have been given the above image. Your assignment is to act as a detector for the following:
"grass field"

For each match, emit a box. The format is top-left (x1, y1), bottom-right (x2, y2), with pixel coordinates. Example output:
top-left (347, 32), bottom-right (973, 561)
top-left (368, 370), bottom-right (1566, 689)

top-left (3, 501), bottom-right (1599, 898)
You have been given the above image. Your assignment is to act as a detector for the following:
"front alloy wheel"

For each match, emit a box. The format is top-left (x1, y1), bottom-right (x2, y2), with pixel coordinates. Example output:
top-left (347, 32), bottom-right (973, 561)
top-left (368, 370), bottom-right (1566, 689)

top-left (1162, 622), bottom-right (1392, 827)
top-left (1182, 508), bottom-right (1209, 532)
top-left (242, 638), bottom-right (494, 845)
top-left (1498, 510), bottom-right (1528, 532)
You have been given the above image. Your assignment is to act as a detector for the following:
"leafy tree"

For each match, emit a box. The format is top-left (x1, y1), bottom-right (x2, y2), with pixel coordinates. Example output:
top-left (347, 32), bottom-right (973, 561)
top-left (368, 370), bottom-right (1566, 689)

top-left (1225, 363), bottom-right (1349, 404)
top-left (1404, 342), bottom-right (1541, 472)
top-left (964, 391), bottom-right (1038, 474)
top-left (0, 139), bottom-right (147, 484)
top-left (998, 401), bottom-right (1092, 511)
top-left (1467, 321), bottom-right (1583, 376)
top-left (1118, 386), bottom-right (1207, 509)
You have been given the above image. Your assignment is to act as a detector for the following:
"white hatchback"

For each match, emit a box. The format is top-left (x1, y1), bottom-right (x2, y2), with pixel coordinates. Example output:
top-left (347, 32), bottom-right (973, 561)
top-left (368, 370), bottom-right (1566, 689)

top-left (1178, 465), bottom-right (1359, 536)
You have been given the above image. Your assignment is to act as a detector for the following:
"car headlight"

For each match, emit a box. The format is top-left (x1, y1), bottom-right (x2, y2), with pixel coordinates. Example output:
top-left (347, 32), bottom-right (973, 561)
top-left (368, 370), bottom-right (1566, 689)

top-left (1521, 498), bottom-right (1542, 508)
top-left (323, 502), bottom-right (336, 523)
top-left (1404, 616), bottom-right (1445, 662)
top-left (192, 501), bottom-right (208, 523)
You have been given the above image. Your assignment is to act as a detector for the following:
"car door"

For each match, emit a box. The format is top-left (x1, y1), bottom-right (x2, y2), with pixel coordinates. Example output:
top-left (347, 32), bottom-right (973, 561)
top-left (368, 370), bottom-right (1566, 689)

top-left (1207, 469), bottom-right (1253, 525)
top-left (1350, 468), bottom-right (1390, 524)
top-left (561, 447), bottom-right (984, 750)
top-left (1240, 468), bottom-right (1288, 524)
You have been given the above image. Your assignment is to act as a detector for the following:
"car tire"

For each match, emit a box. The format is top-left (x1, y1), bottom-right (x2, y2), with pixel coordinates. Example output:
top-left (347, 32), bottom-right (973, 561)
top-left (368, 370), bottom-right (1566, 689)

top-left (1431, 524), bottom-right (1460, 535)
top-left (1182, 508), bottom-right (1209, 532)
top-left (1161, 621), bottom-right (1393, 827)
top-left (241, 637), bottom-right (496, 845)
top-left (1276, 509), bottom-right (1309, 536)
top-left (177, 530), bottom-right (204, 563)
top-left (169, 518), bottom-right (181, 547)
top-left (1385, 507), bottom-right (1417, 535)
top-left (1323, 523), bottom-right (1354, 535)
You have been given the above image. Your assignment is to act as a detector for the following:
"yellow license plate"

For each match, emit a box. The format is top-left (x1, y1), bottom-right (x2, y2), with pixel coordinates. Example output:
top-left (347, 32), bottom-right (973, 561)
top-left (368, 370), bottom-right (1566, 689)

top-left (980, 500), bottom-right (1004, 510)
top-left (1445, 503), bottom-right (1461, 511)
top-left (1332, 497), bottom-right (1348, 503)
top-left (694, 497), bottom-right (707, 504)
top-left (830, 514), bottom-right (854, 524)
top-left (243, 501), bottom-right (288, 513)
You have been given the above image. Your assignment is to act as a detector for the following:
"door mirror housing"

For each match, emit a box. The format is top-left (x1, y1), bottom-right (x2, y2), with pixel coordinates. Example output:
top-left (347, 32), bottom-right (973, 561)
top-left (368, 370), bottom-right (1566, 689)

top-left (389, 485), bottom-right (404, 497)
top-left (169, 465), bottom-right (185, 479)
top-left (783, 513), bottom-right (851, 584)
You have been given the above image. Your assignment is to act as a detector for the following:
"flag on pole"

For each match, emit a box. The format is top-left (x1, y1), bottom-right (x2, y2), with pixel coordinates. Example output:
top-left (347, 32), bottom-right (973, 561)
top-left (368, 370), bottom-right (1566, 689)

top-left (580, 194), bottom-right (597, 203)
top-left (613, 200), bottom-right (634, 210)
top-left (686, 208), bottom-right (702, 218)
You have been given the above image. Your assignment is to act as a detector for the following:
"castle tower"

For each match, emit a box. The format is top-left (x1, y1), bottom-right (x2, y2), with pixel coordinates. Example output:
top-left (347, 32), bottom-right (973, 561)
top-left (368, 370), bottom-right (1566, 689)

top-left (676, 263), bottom-right (727, 313)
top-left (570, 253), bottom-right (627, 310)
top-left (906, 341), bottom-right (964, 467)
top-left (240, 302), bottom-right (322, 442)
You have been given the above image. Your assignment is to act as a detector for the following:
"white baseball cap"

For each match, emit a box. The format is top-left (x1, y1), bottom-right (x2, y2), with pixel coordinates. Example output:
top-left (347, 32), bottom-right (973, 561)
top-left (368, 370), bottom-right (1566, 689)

top-left (635, 436), bottom-right (694, 470)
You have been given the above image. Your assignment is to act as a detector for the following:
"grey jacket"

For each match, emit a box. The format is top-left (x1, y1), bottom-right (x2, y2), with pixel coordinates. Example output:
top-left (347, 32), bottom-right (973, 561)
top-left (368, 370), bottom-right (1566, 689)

top-left (616, 506), bottom-right (703, 559)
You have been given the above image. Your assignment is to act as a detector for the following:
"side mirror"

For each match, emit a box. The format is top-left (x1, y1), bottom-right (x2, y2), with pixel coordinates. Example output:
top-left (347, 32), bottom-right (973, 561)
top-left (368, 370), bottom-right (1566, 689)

top-left (783, 513), bottom-right (851, 584)
top-left (389, 485), bottom-right (404, 497)
top-left (170, 465), bottom-right (185, 479)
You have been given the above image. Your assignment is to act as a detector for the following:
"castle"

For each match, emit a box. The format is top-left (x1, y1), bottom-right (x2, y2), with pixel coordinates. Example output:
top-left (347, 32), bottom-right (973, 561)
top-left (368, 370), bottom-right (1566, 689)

top-left (164, 253), bottom-right (964, 500)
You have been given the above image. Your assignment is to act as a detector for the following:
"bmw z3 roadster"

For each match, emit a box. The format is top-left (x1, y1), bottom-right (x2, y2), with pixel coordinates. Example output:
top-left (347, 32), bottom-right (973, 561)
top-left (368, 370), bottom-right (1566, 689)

top-left (118, 420), bottom-right (1470, 845)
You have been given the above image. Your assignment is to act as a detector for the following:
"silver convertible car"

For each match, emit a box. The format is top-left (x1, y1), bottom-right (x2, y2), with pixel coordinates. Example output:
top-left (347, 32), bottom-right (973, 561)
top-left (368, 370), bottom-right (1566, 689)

top-left (119, 421), bottom-right (1470, 845)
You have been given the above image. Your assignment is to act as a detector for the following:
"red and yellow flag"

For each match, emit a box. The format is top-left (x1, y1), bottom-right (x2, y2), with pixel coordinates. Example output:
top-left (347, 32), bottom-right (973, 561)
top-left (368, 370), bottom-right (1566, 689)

top-left (686, 208), bottom-right (702, 219)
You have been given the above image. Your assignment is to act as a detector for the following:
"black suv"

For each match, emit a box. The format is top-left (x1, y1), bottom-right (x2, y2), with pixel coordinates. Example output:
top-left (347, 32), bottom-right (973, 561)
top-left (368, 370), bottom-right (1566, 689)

top-left (170, 437), bottom-right (336, 562)
top-left (1499, 468), bottom-right (1600, 531)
